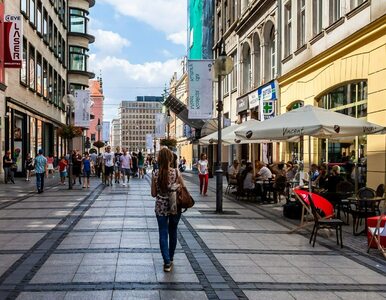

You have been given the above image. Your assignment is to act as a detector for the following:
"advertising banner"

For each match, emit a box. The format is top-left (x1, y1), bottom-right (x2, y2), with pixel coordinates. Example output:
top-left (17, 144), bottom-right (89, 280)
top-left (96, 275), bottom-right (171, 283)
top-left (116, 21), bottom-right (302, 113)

top-left (4, 15), bottom-right (22, 68)
top-left (74, 90), bottom-right (90, 128)
top-left (188, 60), bottom-right (213, 120)
top-left (145, 134), bottom-right (153, 150)
top-left (248, 91), bottom-right (259, 109)
top-left (102, 121), bottom-right (110, 142)
top-left (155, 113), bottom-right (166, 138)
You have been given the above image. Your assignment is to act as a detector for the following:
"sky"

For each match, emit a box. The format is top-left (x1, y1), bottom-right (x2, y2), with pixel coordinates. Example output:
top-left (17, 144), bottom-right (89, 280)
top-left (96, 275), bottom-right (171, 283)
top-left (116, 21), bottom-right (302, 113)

top-left (89, 0), bottom-right (188, 122)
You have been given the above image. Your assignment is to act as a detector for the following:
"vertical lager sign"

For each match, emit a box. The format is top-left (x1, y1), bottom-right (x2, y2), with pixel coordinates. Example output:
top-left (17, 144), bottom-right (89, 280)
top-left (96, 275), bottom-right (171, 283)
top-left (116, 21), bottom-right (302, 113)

top-left (74, 90), bottom-right (90, 128)
top-left (4, 15), bottom-right (22, 68)
top-left (188, 60), bottom-right (213, 119)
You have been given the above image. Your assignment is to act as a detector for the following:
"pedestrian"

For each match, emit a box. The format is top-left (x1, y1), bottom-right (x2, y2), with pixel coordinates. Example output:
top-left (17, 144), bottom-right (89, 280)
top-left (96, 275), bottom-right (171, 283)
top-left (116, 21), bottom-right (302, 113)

top-left (47, 154), bottom-right (55, 176)
top-left (95, 153), bottom-right (102, 178)
top-left (103, 146), bottom-right (114, 186)
top-left (151, 148), bottom-right (182, 272)
top-left (90, 151), bottom-right (97, 176)
top-left (72, 150), bottom-right (82, 185)
top-left (82, 152), bottom-right (91, 188)
top-left (58, 156), bottom-right (68, 185)
top-left (3, 150), bottom-right (15, 184)
top-left (114, 147), bottom-right (122, 183)
top-left (132, 152), bottom-right (138, 177)
top-left (138, 151), bottom-right (145, 178)
top-left (197, 153), bottom-right (209, 196)
top-left (120, 147), bottom-right (132, 186)
top-left (34, 149), bottom-right (47, 193)
top-left (25, 153), bottom-right (34, 181)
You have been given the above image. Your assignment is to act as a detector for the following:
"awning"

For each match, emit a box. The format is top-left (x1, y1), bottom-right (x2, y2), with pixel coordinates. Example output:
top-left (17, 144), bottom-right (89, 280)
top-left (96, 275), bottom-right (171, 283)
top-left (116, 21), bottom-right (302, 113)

top-left (201, 119), bottom-right (218, 136)
top-left (163, 95), bottom-right (205, 129)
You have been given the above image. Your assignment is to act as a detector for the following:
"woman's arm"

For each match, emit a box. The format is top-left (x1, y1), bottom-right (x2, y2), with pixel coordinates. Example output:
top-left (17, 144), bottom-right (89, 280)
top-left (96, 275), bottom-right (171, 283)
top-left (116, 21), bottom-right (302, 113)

top-left (151, 174), bottom-right (157, 197)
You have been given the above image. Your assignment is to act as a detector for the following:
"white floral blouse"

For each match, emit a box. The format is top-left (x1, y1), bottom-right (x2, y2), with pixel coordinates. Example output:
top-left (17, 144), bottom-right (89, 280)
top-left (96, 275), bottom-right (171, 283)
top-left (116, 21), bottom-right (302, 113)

top-left (153, 168), bottom-right (178, 216)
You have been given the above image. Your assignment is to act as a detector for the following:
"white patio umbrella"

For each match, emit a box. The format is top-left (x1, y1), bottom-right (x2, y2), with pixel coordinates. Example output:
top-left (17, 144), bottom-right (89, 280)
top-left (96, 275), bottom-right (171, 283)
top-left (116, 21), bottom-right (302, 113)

top-left (200, 119), bottom-right (266, 145)
top-left (235, 105), bottom-right (386, 192)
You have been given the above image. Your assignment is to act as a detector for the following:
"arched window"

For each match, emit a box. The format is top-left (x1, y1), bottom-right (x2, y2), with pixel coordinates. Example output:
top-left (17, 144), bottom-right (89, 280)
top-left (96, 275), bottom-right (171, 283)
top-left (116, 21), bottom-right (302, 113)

top-left (264, 22), bottom-right (276, 82)
top-left (253, 33), bottom-right (261, 87)
top-left (317, 81), bottom-right (368, 180)
top-left (242, 43), bottom-right (251, 94)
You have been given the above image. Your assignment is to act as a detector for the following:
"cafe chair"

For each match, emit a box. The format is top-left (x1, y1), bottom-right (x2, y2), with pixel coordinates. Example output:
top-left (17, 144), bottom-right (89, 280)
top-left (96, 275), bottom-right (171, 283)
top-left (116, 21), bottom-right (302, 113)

top-left (308, 194), bottom-right (344, 248)
top-left (375, 184), bottom-right (385, 197)
top-left (225, 171), bottom-right (238, 194)
top-left (356, 187), bottom-right (376, 199)
top-left (336, 181), bottom-right (354, 223)
top-left (273, 176), bottom-right (287, 203)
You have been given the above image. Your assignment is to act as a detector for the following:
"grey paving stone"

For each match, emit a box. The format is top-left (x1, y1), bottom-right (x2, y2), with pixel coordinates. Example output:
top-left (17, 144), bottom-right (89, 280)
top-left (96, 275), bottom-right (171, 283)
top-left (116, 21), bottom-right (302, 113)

top-left (334, 292), bottom-right (386, 300)
top-left (244, 291), bottom-right (295, 300)
top-left (64, 290), bottom-right (113, 300)
top-left (113, 290), bottom-right (160, 300)
top-left (159, 291), bottom-right (208, 300)
top-left (17, 292), bottom-right (66, 300)
top-left (215, 290), bottom-right (239, 300)
top-left (288, 291), bottom-right (341, 300)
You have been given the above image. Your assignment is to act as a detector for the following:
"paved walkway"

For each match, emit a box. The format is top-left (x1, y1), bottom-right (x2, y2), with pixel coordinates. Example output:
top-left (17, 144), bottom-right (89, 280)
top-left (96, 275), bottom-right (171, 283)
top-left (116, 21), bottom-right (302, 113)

top-left (0, 173), bottom-right (384, 300)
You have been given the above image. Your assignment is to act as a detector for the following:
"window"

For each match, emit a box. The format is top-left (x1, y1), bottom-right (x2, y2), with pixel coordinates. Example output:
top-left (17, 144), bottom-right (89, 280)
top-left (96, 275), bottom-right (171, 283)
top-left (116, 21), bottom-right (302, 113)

top-left (58, 37), bottom-right (62, 61)
top-left (242, 44), bottom-right (251, 94)
top-left (223, 75), bottom-right (229, 95)
top-left (48, 18), bottom-right (53, 48)
top-left (61, 38), bottom-right (66, 66)
top-left (231, 52), bottom-right (237, 90)
top-left (329, 0), bottom-right (341, 24)
top-left (48, 65), bottom-right (53, 101)
top-left (54, 26), bottom-right (58, 55)
top-left (43, 9), bottom-right (48, 42)
top-left (269, 27), bottom-right (276, 80)
top-left (69, 46), bottom-right (88, 71)
top-left (91, 134), bottom-right (96, 141)
top-left (36, 53), bottom-right (42, 95)
top-left (29, 44), bottom-right (35, 90)
top-left (297, 0), bottom-right (305, 48)
top-left (29, 0), bottom-right (35, 25)
top-left (43, 59), bottom-right (48, 98)
top-left (53, 71), bottom-right (58, 105)
top-left (284, 1), bottom-right (292, 56)
top-left (312, 0), bottom-right (323, 35)
top-left (36, 1), bottom-right (42, 34)
top-left (21, 0), bottom-right (28, 14)
top-left (70, 8), bottom-right (87, 34)
top-left (20, 39), bottom-right (28, 85)
top-left (350, 0), bottom-right (364, 10)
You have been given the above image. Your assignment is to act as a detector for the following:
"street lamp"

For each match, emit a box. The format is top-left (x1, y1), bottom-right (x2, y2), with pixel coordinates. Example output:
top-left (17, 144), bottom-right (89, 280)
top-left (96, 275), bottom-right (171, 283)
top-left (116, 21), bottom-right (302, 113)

top-left (64, 94), bottom-right (75, 190)
top-left (96, 118), bottom-right (103, 154)
top-left (214, 38), bottom-right (233, 213)
top-left (166, 109), bottom-right (174, 139)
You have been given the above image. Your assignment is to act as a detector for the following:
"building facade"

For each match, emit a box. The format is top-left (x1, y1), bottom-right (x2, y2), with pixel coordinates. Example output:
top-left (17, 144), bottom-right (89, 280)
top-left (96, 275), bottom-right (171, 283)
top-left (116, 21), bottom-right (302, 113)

top-left (110, 118), bottom-right (120, 150)
top-left (87, 78), bottom-right (104, 148)
top-left (278, 0), bottom-right (386, 188)
top-left (119, 98), bottom-right (163, 152)
top-left (1, 0), bottom-right (94, 176)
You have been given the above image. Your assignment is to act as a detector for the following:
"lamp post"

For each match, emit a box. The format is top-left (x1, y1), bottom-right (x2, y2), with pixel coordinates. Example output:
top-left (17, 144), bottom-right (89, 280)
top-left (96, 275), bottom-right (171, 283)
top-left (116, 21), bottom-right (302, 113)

top-left (96, 118), bottom-right (103, 154)
top-left (64, 94), bottom-right (75, 190)
top-left (214, 38), bottom-right (233, 213)
top-left (166, 109), bottom-right (173, 139)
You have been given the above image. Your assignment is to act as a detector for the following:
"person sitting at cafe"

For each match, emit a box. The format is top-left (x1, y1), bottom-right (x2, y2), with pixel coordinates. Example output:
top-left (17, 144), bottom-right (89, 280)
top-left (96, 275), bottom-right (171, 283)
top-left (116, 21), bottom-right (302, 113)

top-left (255, 161), bottom-right (273, 201)
top-left (228, 160), bottom-right (239, 185)
top-left (310, 163), bottom-right (320, 182)
top-left (238, 159), bottom-right (247, 175)
top-left (314, 164), bottom-right (328, 189)
top-left (327, 165), bottom-right (344, 193)
top-left (242, 163), bottom-right (255, 191)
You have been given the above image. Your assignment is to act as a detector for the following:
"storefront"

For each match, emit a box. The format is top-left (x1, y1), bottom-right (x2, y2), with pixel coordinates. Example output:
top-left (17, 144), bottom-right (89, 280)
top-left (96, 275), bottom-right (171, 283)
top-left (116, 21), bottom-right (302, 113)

top-left (278, 17), bottom-right (386, 188)
top-left (5, 99), bottom-right (65, 175)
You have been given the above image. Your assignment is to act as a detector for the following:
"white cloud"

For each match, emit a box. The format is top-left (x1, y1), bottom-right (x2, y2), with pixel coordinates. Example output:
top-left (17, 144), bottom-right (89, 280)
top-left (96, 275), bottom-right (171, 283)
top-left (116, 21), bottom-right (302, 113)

top-left (99, 0), bottom-right (187, 46)
top-left (91, 29), bottom-right (131, 54)
top-left (89, 54), bottom-right (183, 121)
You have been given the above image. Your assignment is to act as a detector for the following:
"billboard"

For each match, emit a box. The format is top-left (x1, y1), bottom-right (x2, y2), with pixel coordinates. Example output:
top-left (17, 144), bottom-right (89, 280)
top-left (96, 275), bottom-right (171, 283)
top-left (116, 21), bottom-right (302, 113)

top-left (188, 0), bottom-right (214, 60)
top-left (102, 121), bottom-right (110, 142)
top-left (155, 113), bottom-right (166, 138)
top-left (4, 15), bottom-right (22, 68)
top-left (74, 90), bottom-right (90, 127)
top-left (188, 60), bottom-right (213, 119)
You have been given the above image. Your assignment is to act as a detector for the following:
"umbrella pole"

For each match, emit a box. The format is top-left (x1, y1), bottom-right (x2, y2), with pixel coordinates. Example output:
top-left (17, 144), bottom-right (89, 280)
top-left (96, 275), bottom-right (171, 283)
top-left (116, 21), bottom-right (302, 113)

top-left (309, 135), bottom-right (312, 194)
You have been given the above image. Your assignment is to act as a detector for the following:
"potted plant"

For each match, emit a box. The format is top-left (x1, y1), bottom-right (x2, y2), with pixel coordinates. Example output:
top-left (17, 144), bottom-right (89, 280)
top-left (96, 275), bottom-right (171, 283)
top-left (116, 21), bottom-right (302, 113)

top-left (57, 125), bottom-right (83, 139)
top-left (93, 140), bottom-right (105, 149)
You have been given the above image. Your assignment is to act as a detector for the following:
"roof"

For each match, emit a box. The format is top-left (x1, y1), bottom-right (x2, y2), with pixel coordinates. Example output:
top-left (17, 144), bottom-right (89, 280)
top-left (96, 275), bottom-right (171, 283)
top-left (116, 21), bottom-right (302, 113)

top-left (89, 79), bottom-right (103, 97)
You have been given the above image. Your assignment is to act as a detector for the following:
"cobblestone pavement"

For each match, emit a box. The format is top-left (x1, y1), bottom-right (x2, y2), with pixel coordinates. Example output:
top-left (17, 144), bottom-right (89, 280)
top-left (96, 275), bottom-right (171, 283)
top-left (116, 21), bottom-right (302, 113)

top-left (0, 173), bottom-right (385, 300)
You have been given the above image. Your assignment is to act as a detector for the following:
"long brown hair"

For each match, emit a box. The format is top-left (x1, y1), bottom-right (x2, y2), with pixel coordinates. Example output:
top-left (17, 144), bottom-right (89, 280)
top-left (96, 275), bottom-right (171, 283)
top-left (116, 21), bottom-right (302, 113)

top-left (157, 148), bottom-right (173, 193)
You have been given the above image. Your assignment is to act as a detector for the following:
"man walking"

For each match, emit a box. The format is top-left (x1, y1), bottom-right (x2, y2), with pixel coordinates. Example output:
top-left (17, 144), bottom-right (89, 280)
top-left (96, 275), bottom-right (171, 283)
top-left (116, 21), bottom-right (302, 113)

top-left (35, 149), bottom-right (47, 193)
top-left (103, 146), bottom-right (114, 186)
top-left (120, 148), bottom-right (132, 186)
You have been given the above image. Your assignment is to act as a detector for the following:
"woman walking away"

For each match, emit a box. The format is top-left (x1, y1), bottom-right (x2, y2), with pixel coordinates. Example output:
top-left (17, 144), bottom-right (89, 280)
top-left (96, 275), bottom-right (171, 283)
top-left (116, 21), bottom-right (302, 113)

top-left (151, 148), bottom-right (181, 272)
top-left (25, 153), bottom-right (34, 181)
top-left (82, 152), bottom-right (91, 188)
top-left (198, 153), bottom-right (209, 196)
top-left (138, 151), bottom-right (145, 178)
top-left (3, 150), bottom-right (15, 184)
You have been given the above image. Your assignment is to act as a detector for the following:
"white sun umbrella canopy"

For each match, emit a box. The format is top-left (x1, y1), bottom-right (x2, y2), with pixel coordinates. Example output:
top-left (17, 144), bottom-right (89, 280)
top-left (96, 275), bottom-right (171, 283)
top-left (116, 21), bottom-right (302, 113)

top-left (235, 105), bottom-right (386, 140)
top-left (200, 119), bottom-right (266, 145)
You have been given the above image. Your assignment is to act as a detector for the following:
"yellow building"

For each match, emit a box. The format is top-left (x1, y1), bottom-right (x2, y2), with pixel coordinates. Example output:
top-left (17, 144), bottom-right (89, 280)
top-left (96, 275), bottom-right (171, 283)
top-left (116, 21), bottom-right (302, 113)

top-left (278, 1), bottom-right (386, 188)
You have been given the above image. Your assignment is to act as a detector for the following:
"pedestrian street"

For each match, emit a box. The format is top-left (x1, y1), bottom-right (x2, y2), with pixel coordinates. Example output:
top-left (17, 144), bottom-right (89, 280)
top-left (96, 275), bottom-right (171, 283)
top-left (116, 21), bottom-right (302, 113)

top-left (0, 174), bottom-right (385, 300)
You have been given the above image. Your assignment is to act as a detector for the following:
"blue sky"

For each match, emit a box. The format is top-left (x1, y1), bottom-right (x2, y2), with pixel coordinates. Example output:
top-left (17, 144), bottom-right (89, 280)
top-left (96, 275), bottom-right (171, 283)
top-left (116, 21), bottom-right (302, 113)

top-left (89, 0), bottom-right (187, 121)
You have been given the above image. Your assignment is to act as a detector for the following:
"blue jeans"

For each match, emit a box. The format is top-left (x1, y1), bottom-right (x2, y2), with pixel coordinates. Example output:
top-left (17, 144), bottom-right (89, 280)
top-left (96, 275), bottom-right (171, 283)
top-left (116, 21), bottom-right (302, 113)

top-left (36, 172), bottom-right (45, 191)
top-left (156, 214), bottom-right (181, 264)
